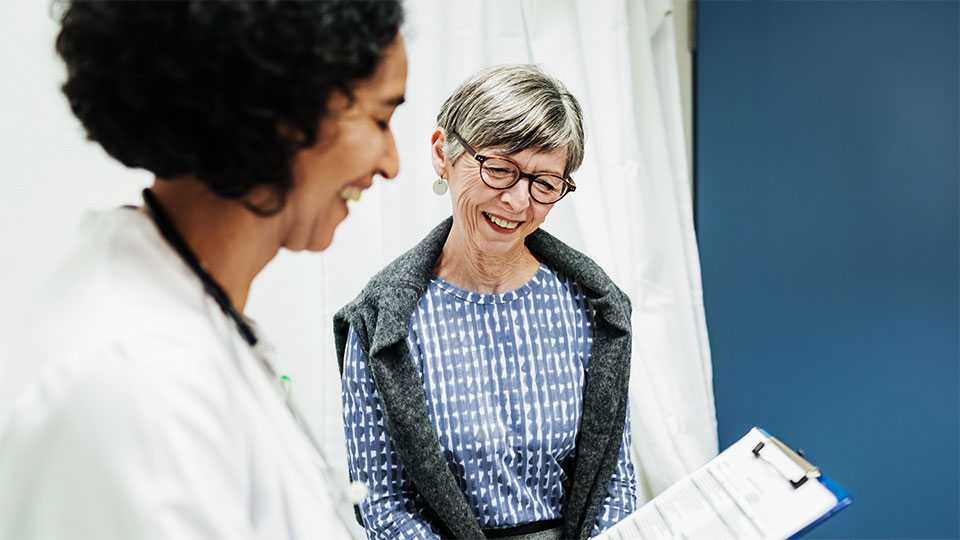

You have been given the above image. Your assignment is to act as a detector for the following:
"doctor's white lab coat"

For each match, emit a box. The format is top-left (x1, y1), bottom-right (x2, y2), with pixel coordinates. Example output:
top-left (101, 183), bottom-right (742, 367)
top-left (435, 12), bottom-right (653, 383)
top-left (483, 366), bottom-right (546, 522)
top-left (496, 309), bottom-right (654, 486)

top-left (0, 209), bottom-right (354, 539)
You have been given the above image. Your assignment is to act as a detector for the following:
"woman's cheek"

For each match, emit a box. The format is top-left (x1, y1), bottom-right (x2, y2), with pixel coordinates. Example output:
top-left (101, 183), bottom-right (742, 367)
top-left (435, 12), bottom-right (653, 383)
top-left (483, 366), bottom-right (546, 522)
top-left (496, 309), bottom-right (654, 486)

top-left (454, 190), bottom-right (474, 224)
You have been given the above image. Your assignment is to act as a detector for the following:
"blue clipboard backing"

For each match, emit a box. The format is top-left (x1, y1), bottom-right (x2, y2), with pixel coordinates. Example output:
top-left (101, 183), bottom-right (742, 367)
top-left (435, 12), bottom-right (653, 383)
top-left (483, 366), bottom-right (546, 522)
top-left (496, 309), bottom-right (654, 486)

top-left (788, 475), bottom-right (853, 539)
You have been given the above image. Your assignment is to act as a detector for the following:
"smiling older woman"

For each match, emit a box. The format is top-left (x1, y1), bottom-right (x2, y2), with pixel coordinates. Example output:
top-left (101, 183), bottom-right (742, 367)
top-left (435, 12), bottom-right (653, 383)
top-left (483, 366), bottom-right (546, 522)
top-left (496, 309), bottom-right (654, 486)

top-left (337, 65), bottom-right (635, 540)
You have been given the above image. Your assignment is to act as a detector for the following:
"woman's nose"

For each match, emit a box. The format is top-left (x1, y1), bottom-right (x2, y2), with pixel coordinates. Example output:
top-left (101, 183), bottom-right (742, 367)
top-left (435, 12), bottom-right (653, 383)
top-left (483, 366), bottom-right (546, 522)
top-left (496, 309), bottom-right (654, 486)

top-left (499, 179), bottom-right (531, 212)
top-left (377, 130), bottom-right (400, 179)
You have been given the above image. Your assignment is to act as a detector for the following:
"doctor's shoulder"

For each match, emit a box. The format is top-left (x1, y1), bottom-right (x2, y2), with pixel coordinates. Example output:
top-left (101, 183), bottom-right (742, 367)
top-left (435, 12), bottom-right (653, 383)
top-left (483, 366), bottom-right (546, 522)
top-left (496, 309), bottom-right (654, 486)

top-left (0, 323), bottom-right (256, 540)
top-left (0, 320), bottom-right (250, 487)
top-left (10, 315), bottom-right (240, 423)
top-left (6, 207), bottom-right (246, 447)
top-left (25, 208), bottom-right (230, 369)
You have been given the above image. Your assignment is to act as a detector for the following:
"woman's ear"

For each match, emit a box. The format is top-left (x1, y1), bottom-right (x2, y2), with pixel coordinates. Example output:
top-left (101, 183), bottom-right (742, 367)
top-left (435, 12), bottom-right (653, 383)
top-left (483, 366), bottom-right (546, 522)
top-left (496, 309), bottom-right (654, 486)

top-left (430, 128), bottom-right (447, 178)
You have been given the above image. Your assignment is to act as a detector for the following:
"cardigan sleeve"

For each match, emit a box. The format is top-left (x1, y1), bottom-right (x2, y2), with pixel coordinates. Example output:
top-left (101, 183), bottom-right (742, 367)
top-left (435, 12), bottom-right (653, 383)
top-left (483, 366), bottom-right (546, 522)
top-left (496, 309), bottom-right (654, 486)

top-left (341, 326), bottom-right (441, 540)
top-left (590, 405), bottom-right (638, 537)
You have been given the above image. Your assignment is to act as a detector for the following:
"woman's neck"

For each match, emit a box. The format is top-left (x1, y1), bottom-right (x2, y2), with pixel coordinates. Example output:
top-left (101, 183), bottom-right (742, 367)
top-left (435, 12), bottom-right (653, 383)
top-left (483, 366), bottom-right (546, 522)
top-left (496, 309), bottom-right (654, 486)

top-left (435, 221), bottom-right (539, 294)
top-left (148, 178), bottom-right (284, 312)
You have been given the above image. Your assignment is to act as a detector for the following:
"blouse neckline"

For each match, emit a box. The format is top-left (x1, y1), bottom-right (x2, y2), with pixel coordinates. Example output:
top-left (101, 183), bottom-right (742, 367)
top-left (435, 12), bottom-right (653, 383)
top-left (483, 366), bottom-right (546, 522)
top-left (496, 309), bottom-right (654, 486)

top-left (430, 265), bottom-right (550, 305)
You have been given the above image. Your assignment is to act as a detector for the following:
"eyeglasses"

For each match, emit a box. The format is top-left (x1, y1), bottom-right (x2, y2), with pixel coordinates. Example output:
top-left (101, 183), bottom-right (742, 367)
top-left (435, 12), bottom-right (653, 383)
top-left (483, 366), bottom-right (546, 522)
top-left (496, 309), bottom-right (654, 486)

top-left (450, 131), bottom-right (576, 205)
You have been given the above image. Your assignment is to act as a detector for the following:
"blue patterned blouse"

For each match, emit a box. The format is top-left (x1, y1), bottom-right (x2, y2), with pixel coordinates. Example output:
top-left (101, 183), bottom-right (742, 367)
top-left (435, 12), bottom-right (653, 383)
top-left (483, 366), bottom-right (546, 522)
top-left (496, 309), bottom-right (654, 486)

top-left (342, 265), bottom-right (636, 539)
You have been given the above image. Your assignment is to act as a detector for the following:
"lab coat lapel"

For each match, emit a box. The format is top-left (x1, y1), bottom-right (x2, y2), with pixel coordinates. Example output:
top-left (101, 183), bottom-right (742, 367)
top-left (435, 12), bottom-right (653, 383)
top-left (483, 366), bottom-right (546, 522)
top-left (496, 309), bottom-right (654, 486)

top-left (223, 314), bottom-right (332, 504)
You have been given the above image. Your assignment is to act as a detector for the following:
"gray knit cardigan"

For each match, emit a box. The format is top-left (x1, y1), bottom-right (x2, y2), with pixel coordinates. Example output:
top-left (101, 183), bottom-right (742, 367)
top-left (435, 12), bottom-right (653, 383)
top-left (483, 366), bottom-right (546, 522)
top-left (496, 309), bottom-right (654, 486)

top-left (334, 218), bottom-right (632, 540)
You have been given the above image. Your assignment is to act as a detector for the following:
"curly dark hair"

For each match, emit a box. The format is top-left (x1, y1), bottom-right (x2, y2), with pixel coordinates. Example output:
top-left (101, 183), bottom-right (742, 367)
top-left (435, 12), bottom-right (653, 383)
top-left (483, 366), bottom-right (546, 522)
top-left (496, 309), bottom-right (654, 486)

top-left (55, 0), bottom-right (404, 215)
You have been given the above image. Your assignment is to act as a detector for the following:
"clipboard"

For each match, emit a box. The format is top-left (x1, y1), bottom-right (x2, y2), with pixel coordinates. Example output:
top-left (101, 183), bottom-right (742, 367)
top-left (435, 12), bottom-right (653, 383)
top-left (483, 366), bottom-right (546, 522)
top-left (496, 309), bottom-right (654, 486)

top-left (596, 427), bottom-right (853, 540)
top-left (752, 428), bottom-right (853, 539)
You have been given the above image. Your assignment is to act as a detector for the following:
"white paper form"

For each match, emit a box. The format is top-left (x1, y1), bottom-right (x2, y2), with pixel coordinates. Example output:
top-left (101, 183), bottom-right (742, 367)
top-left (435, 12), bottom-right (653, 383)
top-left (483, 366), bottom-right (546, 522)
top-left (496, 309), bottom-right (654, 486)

top-left (597, 428), bottom-right (839, 540)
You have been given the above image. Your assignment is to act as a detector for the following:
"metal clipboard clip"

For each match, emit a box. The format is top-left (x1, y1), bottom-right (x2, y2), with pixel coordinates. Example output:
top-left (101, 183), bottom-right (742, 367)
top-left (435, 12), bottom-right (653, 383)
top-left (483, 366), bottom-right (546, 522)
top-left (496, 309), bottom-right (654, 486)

top-left (751, 433), bottom-right (821, 489)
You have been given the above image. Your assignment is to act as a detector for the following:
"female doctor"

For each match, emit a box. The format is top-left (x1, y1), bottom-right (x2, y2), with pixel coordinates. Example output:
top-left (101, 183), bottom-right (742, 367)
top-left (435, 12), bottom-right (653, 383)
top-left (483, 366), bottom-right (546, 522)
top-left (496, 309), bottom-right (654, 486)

top-left (0, 1), bottom-right (406, 538)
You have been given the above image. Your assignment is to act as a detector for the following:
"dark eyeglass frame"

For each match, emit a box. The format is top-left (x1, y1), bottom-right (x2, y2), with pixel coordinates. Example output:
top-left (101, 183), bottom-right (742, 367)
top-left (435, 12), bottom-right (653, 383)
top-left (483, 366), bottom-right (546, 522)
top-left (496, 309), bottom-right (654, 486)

top-left (450, 130), bottom-right (577, 204)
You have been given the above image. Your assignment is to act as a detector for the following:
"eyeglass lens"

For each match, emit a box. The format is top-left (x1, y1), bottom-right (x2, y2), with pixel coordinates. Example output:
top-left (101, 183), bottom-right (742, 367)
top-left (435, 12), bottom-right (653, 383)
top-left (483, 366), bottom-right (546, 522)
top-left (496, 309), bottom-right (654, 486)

top-left (480, 157), bottom-right (566, 203)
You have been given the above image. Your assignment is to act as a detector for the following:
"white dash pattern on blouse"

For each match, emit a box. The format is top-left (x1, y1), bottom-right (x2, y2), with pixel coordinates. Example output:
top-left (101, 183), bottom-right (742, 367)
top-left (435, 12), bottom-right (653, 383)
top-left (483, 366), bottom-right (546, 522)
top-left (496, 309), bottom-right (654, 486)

top-left (342, 265), bottom-right (636, 539)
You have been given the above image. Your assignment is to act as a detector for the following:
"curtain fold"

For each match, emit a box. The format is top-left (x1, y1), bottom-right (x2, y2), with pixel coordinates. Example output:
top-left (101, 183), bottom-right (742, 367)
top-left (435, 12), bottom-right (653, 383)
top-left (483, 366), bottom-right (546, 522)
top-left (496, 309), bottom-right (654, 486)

top-left (247, 0), bottom-right (717, 526)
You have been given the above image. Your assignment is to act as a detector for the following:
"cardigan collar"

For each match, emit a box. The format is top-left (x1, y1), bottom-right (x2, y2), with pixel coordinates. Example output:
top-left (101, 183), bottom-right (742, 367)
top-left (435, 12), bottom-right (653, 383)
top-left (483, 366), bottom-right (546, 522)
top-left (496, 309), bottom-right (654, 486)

top-left (364, 217), bottom-right (630, 359)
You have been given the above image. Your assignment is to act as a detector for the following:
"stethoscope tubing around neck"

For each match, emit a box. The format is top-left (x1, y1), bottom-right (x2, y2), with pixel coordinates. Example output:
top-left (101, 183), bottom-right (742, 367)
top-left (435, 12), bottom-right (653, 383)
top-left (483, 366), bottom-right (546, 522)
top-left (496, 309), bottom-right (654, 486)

top-left (141, 188), bottom-right (258, 346)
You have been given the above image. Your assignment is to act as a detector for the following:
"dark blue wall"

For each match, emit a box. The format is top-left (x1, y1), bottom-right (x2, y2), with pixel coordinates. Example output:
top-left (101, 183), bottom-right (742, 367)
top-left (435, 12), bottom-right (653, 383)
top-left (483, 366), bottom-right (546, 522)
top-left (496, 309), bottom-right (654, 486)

top-left (696, 1), bottom-right (958, 538)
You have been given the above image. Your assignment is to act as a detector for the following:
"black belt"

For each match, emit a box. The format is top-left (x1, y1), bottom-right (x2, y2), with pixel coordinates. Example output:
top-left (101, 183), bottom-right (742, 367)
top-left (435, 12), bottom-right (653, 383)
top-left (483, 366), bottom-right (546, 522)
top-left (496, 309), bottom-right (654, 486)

top-left (481, 519), bottom-right (563, 539)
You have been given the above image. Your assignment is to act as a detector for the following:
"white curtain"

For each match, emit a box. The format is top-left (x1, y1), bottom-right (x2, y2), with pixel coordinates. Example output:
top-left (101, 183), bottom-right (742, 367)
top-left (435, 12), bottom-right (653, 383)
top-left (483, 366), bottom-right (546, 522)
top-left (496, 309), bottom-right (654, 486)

top-left (249, 0), bottom-right (718, 512)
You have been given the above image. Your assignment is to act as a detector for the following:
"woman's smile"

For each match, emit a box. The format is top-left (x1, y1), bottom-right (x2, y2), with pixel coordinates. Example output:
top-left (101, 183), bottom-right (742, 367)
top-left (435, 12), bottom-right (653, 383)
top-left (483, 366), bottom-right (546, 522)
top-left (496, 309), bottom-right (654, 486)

top-left (482, 210), bottom-right (524, 233)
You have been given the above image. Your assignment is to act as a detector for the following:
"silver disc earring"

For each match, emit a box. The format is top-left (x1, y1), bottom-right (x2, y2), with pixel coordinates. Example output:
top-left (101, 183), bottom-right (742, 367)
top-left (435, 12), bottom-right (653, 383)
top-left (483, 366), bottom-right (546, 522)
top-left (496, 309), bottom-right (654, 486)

top-left (432, 176), bottom-right (448, 195)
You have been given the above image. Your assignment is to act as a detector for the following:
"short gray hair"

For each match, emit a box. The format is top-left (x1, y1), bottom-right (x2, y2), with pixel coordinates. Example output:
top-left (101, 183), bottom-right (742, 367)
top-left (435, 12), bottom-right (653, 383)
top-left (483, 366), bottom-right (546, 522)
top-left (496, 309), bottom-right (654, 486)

top-left (437, 65), bottom-right (585, 176)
